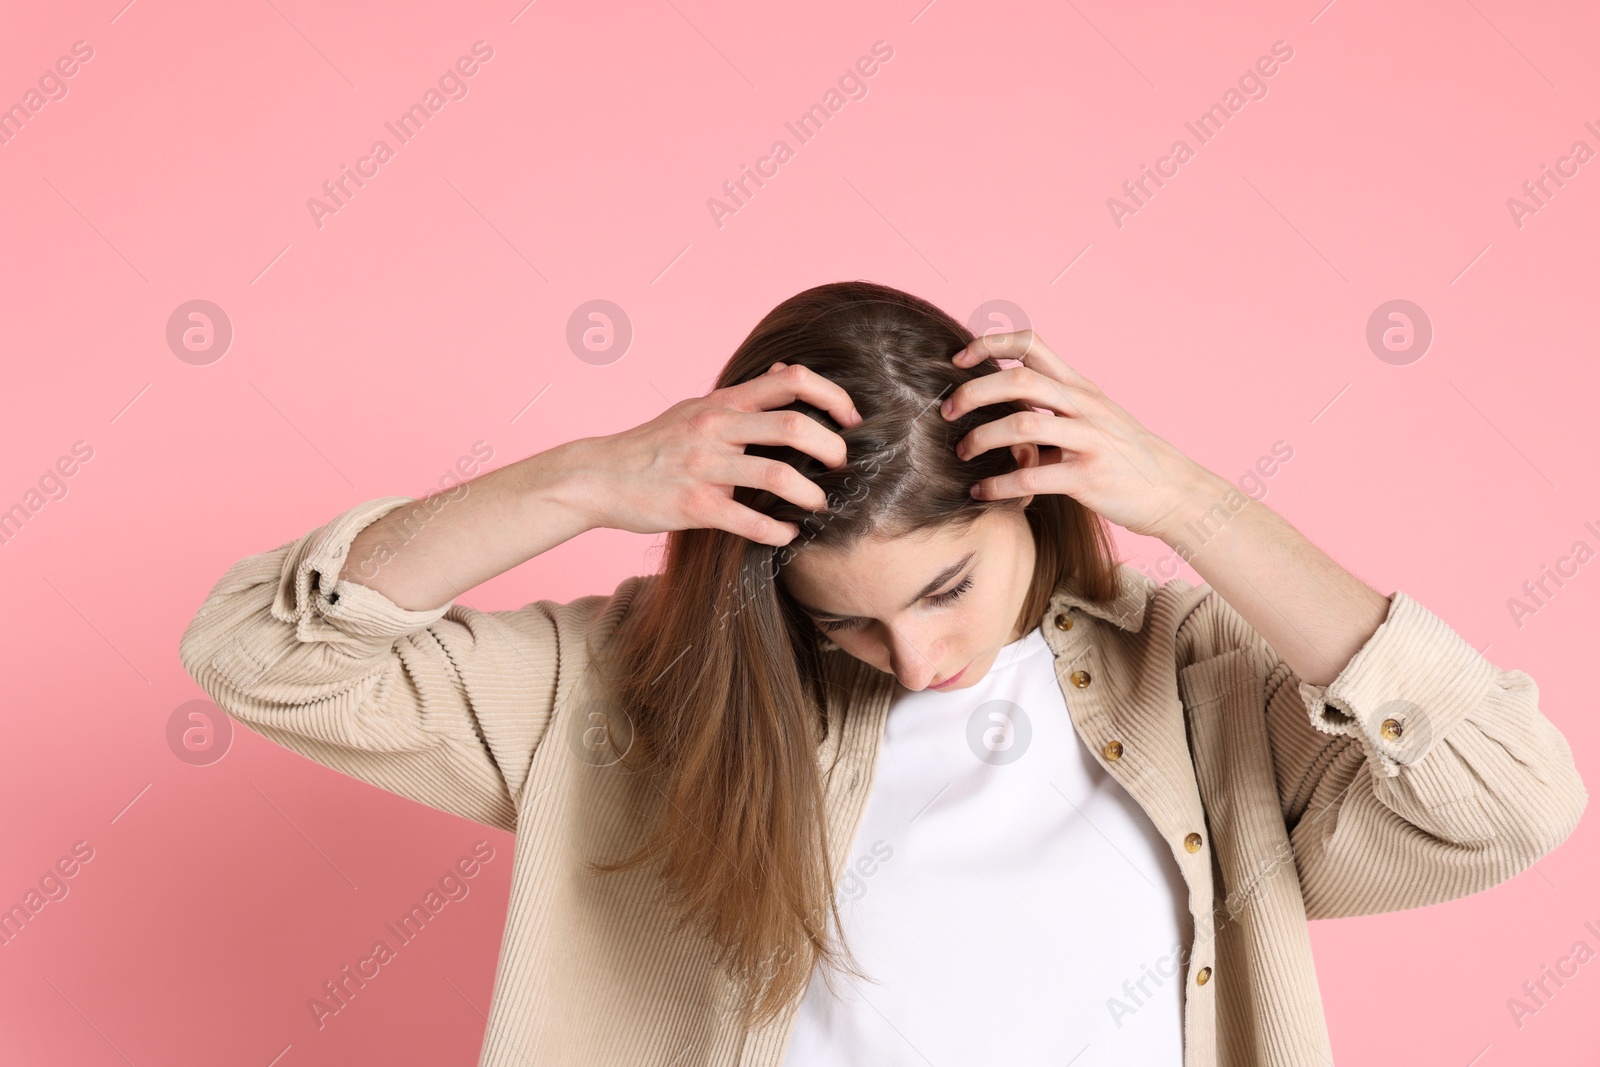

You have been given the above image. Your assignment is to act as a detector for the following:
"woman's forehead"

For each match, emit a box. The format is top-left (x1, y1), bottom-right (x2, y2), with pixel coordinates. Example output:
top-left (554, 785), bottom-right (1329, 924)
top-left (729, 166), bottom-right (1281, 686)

top-left (778, 518), bottom-right (995, 613)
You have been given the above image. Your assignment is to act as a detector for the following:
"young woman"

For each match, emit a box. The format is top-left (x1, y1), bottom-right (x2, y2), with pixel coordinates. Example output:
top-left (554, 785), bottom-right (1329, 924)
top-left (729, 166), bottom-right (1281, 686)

top-left (179, 280), bottom-right (1585, 1067)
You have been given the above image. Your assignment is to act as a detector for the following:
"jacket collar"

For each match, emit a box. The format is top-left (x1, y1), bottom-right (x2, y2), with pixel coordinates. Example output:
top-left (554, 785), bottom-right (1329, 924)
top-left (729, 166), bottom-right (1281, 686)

top-left (1046, 561), bottom-right (1156, 634)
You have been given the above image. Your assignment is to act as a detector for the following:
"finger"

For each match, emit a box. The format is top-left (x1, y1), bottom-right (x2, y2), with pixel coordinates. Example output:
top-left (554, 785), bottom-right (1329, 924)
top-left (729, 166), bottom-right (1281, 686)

top-left (700, 493), bottom-right (801, 547)
top-left (942, 363), bottom-right (1098, 424)
top-left (727, 408), bottom-right (849, 469)
top-left (955, 408), bottom-right (1093, 463)
top-left (951, 329), bottom-right (1098, 394)
top-left (970, 463), bottom-right (1069, 502)
top-left (715, 452), bottom-right (831, 512)
top-left (734, 362), bottom-right (863, 430)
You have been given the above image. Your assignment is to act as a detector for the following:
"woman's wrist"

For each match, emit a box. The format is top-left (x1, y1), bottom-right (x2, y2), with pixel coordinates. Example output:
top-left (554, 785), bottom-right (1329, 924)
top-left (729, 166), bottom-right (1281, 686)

top-left (514, 436), bottom-right (611, 541)
top-left (1151, 468), bottom-right (1239, 549)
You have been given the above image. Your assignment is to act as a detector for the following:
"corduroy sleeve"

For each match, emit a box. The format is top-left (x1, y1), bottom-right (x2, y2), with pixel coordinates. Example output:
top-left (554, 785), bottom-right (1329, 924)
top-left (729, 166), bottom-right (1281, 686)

top-left (177, 495), bottom-right (564, 832)
top-left (1184, 587), bottom-right (1587, 919)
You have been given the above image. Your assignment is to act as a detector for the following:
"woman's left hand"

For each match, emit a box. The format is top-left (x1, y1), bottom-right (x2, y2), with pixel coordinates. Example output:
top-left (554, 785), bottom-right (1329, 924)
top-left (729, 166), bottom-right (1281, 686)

top-left (941, 329), bottom-right (1230, 541)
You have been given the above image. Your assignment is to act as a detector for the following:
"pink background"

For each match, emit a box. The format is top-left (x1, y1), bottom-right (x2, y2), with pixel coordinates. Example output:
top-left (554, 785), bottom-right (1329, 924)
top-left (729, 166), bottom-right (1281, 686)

top-left (2, 0), bottom-right (1597, 1063)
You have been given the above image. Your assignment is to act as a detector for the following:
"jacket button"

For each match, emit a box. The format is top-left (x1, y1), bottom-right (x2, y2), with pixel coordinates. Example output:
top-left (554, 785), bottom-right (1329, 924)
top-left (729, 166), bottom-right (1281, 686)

top-left (1054, 612), bottom-right (1073, 631)
top-left (1070, 670), bottom-right (1091, 688)
top-left (1184, 832), bottom-right (1203, 853)
top-left (1380, 718), bottom-right (1404, 740)
top-left (1103, 740), bottom-right (1123, 761)
top-left (1196, 966), bottom-right (1212, 986)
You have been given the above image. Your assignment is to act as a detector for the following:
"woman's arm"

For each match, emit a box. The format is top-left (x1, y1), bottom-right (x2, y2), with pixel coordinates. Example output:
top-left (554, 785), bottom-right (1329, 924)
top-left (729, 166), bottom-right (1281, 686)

top-left (177, 363), bottom-right (862, 830)
top-left (937, 329), bottom-right (1586, 915)
top-left (336, 439), bottom-right (599, 612)
top-left (177, 442), bottom-right (604, 831)
top-left (1158, 475), bottom-right (1587, 917)
top-left (1151, 469), bottom-right (1390, 687)
top-left (1175, 580), bottom-right (1587, 918)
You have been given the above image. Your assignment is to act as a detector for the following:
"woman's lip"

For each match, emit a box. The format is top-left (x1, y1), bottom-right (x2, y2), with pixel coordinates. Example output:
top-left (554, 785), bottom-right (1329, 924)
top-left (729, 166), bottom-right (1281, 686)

top-left (929, 659), bottom-right (973, 690)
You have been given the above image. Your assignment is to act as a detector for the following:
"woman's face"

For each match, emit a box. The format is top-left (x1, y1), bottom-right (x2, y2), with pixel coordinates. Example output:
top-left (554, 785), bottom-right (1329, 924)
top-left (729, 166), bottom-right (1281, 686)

top-left (778, 504), bottom-right (1039, 692)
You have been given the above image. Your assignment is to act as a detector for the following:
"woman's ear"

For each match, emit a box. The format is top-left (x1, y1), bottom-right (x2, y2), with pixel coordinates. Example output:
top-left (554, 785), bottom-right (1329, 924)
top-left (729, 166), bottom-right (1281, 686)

top-left (1010, 441), bottom-right (1040, 509)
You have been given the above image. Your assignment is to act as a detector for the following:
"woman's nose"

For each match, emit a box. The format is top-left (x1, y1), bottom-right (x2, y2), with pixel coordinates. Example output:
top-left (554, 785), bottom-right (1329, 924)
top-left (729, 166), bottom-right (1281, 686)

top-left (888, 624), bottom-right (943, 690)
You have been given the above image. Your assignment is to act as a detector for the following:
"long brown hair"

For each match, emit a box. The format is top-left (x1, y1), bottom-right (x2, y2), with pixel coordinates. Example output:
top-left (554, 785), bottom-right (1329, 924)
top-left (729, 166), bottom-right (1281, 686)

top-left (592, 280), bottom-right (1121, 1029)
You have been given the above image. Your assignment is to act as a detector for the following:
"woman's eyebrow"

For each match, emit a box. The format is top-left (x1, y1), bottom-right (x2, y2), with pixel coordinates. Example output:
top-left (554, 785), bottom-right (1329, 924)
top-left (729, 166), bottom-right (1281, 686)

top-left (793, 551), bottom-right (976, 619)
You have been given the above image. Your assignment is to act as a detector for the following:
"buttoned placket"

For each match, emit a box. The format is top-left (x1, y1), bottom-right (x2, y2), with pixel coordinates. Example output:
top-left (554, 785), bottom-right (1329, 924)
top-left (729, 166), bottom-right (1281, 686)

top-left (1041, 583), bottom-right (1219, 1062)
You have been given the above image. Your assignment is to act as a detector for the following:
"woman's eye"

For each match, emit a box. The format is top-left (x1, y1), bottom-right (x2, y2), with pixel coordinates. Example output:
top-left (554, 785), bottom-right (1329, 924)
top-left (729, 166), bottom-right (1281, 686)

top-left (925, 574), bottom-right (974, 607)
top-left (815, 575), bottom-right (974, 633)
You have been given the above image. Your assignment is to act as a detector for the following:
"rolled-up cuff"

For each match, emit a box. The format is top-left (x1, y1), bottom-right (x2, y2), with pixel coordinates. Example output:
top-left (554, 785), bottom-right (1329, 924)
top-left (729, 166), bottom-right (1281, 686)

top-left (276, 495), bottom-right (455, 642)
top-left (1296, 589), bottom-right (1498, 777)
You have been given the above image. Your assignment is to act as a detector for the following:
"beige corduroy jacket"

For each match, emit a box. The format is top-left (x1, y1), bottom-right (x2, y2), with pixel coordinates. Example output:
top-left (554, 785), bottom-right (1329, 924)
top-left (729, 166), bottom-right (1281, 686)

top-left (177, 495), bottom-right (1587, 1066)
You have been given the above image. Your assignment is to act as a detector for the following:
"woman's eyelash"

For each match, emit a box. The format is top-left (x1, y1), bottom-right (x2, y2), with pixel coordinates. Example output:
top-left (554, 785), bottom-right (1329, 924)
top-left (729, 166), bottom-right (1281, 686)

top-left (816, 575), bottom-right (975, 633)
top-left (927, 574), bottom-right (975, 607)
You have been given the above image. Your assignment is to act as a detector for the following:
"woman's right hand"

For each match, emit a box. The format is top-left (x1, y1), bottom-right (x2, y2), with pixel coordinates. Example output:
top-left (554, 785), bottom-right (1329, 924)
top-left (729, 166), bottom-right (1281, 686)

top-left (572, 361), bottom-right (863, 547)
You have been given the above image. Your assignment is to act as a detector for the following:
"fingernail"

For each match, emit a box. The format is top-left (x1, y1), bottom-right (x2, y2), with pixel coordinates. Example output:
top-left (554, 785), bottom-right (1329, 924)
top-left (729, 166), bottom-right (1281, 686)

top-left (850, 406), bottom-right (862, 425)
top-left (941, 398), bottom-right (953, 417)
